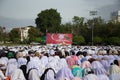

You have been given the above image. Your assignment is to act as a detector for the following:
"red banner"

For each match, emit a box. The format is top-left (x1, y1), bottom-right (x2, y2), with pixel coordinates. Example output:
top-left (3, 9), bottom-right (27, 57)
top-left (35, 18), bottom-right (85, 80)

top-left (46, 33), bottom-right (72, 45)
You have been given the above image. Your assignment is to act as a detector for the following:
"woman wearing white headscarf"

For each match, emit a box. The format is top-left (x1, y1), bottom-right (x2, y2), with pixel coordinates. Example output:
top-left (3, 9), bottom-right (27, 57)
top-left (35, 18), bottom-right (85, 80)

top-left (56, 67), bottom-right (74, 80)
top-left (108, 55), bottom-right (115, 65)
top-left (40, 56), bottom-right (48, 66)
top-left (91, 61), bottom-right (107, 75)
top-left (91, 61), bottom-right (109, 80)
top-left (28, 69), bottom-right (40, 80)
top-left (17, 58), bottom-right (27, 79)
top-left (47, 56), bottom-right (59, 73)
top-left (100, 59), bottom-right (110, 70)
top-left (10, 68), bottom-right (26, 80)
top-left (5, 59), bottom-right (18, 77)
top-left (98, 75), bottom-right (109, 80)
top-left (27, 57), bottom-right (44, 77)
top-left (6, 59), bottom-right (26, 80)
top-left (43, 56), bottom-right (58, 80)
top-left (17, 58), bottom-right (27, 68)
top-left (57, 58), bottom-right (68, 71)
top-left (42, 68), bottom-right (56, 80)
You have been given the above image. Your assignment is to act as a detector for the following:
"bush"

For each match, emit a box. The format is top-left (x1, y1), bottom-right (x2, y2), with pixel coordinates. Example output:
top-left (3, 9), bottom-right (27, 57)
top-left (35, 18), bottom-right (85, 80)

top-left (108, 37), bottom-right (120, 45)
top-left (73, 36), bottom-right (85, 45)
top-left (93, 36), bottom-right (102, 45)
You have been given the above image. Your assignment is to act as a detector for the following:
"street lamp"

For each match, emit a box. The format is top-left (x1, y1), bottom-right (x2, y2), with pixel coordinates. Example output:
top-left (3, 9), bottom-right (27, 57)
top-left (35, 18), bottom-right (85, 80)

top-left (89, 11), bottom-right (97, 46)
top-left (2, 27), bottom-right (6, 44)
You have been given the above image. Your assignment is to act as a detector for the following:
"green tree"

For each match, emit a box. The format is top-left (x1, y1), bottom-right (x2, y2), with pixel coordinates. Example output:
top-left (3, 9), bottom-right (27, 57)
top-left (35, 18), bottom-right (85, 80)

top-left (108, 37), bottom-right (120, 45)
top-left (72, 16), bottom-right (85, 36)
top-left (72, 16), bottom-right (84, 26)
top-left (28, 27), bottom-right (43, 42)
top-left (9, 28), bottom-right (20, 43)
top-left (73, 36), bottom-right (85, 45)
top-left (60, 22), bottom-right (73, 33)
top-left (35, 8), bottom-right (61, 34)
top-left (93, 36), bottom-right (102, 45)
top-left (35, 37), bottom-right (42, 43)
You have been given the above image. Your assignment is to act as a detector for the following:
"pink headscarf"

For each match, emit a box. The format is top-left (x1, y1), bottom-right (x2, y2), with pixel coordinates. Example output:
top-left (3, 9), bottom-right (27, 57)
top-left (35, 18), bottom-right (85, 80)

top-left (66, 57), bottom-right (75, 68)
top-left (71, 55), bottom-right (79, 62)
top-left (81, 61), bottom-right (92, 69)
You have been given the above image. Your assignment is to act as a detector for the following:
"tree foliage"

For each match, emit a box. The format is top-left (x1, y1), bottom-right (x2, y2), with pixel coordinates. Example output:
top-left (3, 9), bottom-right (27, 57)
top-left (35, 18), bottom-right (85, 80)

top-left (35, 8), bottom-right (61, 34)
top-left (72, 16), bottom-right (84, 26)
top-left (28, 27), bottom-right (42, 42)
top-left (9, 28), bottom-right (20, 43)
top-left (108, 37), bottom-right (120, 45)
top-left (93, 36), bottom-right (102, 44)
top-left (5, 14), bottom-right (120, 45)
top-left (73, 36), bottom-right (85, 45)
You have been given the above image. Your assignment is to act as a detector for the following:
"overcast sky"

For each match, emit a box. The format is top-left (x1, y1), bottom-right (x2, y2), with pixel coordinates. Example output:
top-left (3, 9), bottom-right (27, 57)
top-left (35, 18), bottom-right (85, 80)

top-left (0, 0), bottom-right (120, 31)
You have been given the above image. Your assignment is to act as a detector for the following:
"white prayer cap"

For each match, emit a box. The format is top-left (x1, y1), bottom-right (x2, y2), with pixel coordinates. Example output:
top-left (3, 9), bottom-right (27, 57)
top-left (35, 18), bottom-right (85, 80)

top-left (87, 49), bottom-right (93, 54)
top-left (22, 50), bottom-right (28, 56)
top-left (49, 49), bottom-right (55, 55)
top-left (36, 49), bottom-right (42, 53)
top-left (42, 48), bottom-right (46, 52)
top-left (10, 48), bottom-right (18, 52)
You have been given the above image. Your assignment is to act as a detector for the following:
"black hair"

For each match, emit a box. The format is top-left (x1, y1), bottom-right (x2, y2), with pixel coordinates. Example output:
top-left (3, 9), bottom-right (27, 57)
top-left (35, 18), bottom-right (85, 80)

top-left (88, 70), bottom-right (94, 74)
top-left (26, 56), bottom-right (30, 64)
top-left (65, 51), bottom-right (70, 56)
top-left (70, 50), bottom-right (75, 55)
top-left (83, 51), bottom-right (87, 57)
top-left (28, 50), bottom-right (35, 54)
top-left (114, 60), bottom-right (119, 66)
top-left (76, 51), bottom-right (82, 56)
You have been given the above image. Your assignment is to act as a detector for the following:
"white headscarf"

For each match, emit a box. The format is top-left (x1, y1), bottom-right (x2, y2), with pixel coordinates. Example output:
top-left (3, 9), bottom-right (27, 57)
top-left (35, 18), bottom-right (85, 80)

top-left (5, 59), bottom-right (18, 77)
top-left (40, 56), bottom-right (48, 66)
top-left (56, 67), bottom-right (74, 80)
top-left (91, 61), bottom-right (107, 75)
top-left (44, 69), bottom-right (56, 80)
top-left (27, 57), bottom-right (45, 77)
top-left (17, 58), bottom-right (27, 67)
top-left (97, 75), bottom-right (109, 80)
top-left (57, 58), bottom-right (68, 71)
top-left (28, 69), bottom-right (40, 80)
top-left (10, 69), bottom-right (26, 80)
top-left (83, 74), bottom-right (98, 80)
top-left (46, 56), bottom-right (58, 73)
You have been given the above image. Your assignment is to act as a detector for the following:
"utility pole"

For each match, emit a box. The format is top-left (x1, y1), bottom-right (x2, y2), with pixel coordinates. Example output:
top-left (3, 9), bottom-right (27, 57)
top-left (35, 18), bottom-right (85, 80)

top-left (2, 27), bottom-right (6, 44)
top-left (89, 11), bottom-right (97, 46)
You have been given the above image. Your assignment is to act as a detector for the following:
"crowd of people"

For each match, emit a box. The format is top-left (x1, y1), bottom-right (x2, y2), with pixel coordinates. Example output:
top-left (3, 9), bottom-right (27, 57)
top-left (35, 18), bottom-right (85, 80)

top-left (0, 45), bottom-right (120, 80)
